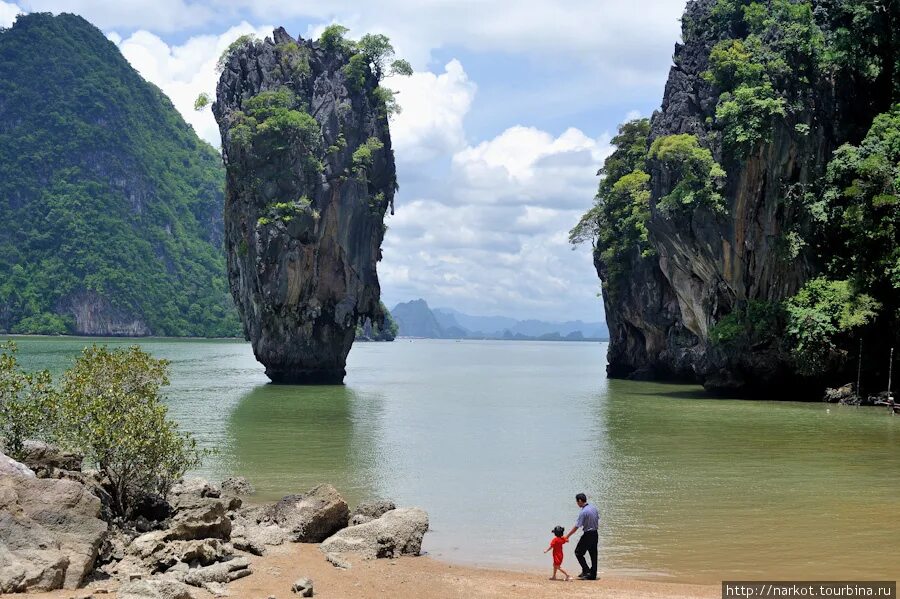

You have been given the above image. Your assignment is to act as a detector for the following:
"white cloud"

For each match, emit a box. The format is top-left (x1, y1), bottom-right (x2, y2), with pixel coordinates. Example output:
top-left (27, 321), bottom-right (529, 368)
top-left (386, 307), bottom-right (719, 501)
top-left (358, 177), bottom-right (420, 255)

top-left (112, 22), bottom-right (273, 145)
top-left (0, 1), bottom-right (22, 27)
top-left (451, 126), bottom-right (611, 209)
top-left (380, 123), bottom-right (611, 321)
top-left (386, 59), bottom-right (475, 162)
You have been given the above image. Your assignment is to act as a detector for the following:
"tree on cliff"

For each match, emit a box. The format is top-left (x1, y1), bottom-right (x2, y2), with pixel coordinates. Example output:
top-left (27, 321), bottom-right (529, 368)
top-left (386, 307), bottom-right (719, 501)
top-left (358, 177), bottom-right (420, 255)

top-left (571, 0), bottom-right (900, 394)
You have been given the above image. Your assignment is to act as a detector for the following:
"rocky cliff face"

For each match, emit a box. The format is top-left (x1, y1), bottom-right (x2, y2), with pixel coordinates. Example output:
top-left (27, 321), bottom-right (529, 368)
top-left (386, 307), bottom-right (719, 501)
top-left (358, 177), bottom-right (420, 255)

top-left (596, 0), bottom-right (898, 395)
top-left (213, 28), bottom-right (396, 383)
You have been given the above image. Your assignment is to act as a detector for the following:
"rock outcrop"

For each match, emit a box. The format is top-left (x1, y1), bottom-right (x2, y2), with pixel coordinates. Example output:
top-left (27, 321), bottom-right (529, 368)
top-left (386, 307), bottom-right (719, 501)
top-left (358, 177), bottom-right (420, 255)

top-left (269, 484), bottom-right (350, 542)
top-left (213, 28), bottom-right (396, 383)
top-left (320, 507), bottom-right (428, 559)
top-left (0, 464), bottom-right (107, 592)
top-left (593, 0), bottom-right (898, 395)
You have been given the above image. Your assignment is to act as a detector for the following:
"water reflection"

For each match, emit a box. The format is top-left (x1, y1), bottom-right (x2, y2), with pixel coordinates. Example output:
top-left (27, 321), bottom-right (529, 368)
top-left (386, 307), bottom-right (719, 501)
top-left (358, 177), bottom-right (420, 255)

top-left (600, 379), bottom-right (900, 581)
top-left (225, 383), bottom-right (383, 506)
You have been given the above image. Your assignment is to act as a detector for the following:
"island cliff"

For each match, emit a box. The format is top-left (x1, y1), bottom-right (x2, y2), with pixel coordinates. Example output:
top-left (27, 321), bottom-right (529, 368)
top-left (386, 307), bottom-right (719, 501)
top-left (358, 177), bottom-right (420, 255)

top-left (575, 0), bottom-right (899, 396)
top-left (213, 28), bottom-right (398, 383)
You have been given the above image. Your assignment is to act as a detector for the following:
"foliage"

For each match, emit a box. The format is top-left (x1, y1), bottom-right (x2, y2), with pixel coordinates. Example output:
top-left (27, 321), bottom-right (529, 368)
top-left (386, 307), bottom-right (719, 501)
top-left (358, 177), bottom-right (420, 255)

top-left (704, 0), bottom-right (823, 155)
top-left (351, 136), bottom-right (385, 177)
top-left (709, 300), bottom-right (782, 348)
top-left (194, 92), bottom-right (211, 111)
top-left (355, 302), bottom-right (399, 341)
top-left (0, 14), bottom-right (241, 338)
top-left (257, 197), bottom-right (319, 226)
top-left (372, 86), bottom-right (402, 116)
top-left (0, 342), bottom-right (56, 459)
top-left (715, 83), bottom-right (786, 152)
top-left (229, 88), bottom-right (323, 178)
top-left (277, 40), bottom-right (311, 80)
top-left (820, 105), bottom-right (900, 290)
top-left (318, 25), bottom-right (352, 52)
top-left (570, 119), bottom-right (653, 298)
top-left (785, 278), bottom-right (879, 375)
top-left (216, 34), bottom-right (258, 73)
top-left (648, 134), bottom-right (726, 214)
top-left (57, 346), bottom-right (205, 518)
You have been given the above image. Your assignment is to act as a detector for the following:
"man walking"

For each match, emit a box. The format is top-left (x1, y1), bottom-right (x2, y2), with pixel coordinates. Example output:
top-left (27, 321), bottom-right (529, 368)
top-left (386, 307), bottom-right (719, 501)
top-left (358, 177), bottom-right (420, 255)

top-left (566, 492), bottom-right (599, 580)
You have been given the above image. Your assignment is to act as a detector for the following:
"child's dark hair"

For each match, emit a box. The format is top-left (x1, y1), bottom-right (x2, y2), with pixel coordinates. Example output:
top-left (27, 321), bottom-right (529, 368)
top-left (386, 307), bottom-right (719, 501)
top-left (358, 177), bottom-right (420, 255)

top-left (552, 525), bottom-right (565, 537)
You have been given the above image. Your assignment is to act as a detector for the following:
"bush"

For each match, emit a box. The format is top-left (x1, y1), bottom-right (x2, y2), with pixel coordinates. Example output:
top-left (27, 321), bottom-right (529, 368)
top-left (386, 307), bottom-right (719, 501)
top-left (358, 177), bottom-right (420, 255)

top-left (785, 278), bottom-right (879, 376)
top-left (709, 300), bottom-right (782, 348)
top-left (0, 341), bottom-right (56, 459)
top-left (47, 345), bottom-right (204, 518)
top-left (216, 34), bottom-right (258, 73)
top-left (648, 134), bottom-right (726, 214)
top-left (351, 136), bottom-right (385, 178)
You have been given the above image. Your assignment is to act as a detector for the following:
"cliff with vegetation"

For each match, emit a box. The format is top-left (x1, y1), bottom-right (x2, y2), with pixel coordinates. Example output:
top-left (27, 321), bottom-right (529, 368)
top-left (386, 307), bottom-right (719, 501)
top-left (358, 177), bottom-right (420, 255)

top-left (213, 26), bottom-right (406, 383)
top-left (573, 0), bottom-right (899, 396)
top-left (0, 13), bottom-right (240, 337)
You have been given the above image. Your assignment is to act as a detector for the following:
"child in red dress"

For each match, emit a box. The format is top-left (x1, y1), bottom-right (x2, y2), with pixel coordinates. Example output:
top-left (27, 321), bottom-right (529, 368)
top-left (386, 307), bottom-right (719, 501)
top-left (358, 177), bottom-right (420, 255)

top-left (544, 525), bottom-right (572, 581)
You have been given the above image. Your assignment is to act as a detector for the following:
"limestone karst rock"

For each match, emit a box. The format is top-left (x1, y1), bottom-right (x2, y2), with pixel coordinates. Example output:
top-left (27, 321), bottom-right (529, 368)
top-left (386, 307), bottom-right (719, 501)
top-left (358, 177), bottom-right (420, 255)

top-left (213, 28), bottom-right (396, 383)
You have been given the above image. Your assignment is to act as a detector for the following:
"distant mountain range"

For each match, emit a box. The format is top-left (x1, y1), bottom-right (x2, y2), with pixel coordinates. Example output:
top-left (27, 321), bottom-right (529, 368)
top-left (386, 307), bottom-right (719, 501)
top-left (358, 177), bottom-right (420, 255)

top-left (391, 299), bottom-right (608, 341)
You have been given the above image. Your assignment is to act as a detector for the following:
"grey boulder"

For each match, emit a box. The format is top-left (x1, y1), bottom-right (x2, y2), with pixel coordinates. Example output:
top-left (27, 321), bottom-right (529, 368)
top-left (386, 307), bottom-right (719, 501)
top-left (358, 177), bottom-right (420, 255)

top-left (220, 476), bottom-right (255, 496)
top-left (320, 507), bottom-right (428, 559)
top-left (291, 577), bottom-right (314, 597)
top-left (0, 451), bottom-right (35, 478)
top-left (0, 473), bottom-right (107, 591)
top-left (271, 484), bottom-right (348, 542)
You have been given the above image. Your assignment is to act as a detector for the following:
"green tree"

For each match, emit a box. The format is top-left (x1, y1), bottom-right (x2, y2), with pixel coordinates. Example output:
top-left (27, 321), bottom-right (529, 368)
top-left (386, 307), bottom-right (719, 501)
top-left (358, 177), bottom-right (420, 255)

top-left (56, 346), bottom-right (204, 517)
top-left (0, 341), bottom-right (56, 460)
top-left (648, 134), bottom-right (727, 214)
top-left (570, 119), bottom-right (653, 299)
top-left (785, 278), bottom-right (879, 376)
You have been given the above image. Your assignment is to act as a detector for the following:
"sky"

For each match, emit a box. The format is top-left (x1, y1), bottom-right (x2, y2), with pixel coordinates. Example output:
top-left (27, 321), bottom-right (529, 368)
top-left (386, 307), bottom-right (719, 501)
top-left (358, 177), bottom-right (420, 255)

top-left (0, 0), bottom-right (686, 322)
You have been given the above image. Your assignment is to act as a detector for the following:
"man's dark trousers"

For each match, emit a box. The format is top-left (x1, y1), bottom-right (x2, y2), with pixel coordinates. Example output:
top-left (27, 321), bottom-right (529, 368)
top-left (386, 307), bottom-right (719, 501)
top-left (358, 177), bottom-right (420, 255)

top-left (575, 530), bottom-right (598, 578)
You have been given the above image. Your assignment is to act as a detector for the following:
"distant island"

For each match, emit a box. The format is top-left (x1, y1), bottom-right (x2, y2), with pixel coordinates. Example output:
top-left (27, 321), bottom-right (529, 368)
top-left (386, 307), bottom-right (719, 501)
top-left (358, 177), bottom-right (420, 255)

top-left (391, 299), bottom-right (608, 341)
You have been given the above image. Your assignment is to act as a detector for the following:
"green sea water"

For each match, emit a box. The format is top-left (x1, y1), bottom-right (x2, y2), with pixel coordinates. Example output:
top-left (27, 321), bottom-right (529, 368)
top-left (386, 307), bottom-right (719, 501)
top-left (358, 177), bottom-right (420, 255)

top-left (6, 336), bottom-right (899, 582)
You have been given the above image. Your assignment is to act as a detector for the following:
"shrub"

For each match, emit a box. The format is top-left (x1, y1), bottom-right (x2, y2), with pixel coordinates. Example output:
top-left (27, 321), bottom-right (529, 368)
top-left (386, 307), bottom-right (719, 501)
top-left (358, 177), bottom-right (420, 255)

top-left (318, 25), bottom-right (352, 53)
top-left (194, 93), bottom-right (211, 111)
top-left (216, 34), bottom-right (258, 73)
top-left (0, 341), bottom-right (56, 459)
top-left (709, 300), bottom-right (782, 348)
top-left (351, 136), bottom-right (384, 177)
top-left (648, 134), bottom-right (726, 214)
top-left (785, 278), bottom-right (879, 376)
top-left (56, 345), bottom-right (205, 518)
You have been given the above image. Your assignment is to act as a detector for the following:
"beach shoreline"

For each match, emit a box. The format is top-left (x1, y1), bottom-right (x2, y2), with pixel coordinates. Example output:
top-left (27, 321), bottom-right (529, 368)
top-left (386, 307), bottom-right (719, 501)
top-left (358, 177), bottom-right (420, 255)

top-left (23, 543), bottom-right (721, 599)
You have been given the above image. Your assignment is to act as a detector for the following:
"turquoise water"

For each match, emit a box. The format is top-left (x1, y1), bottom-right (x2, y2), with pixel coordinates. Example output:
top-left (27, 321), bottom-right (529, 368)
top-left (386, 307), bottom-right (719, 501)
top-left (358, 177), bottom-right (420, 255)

top-left (6, 336), bottom-right (900, 582)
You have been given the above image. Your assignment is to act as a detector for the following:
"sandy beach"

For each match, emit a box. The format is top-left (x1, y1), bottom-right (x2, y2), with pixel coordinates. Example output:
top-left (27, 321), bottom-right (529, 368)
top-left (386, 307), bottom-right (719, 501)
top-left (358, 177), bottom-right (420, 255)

top-left (20, 543), bottom-right (720, 599)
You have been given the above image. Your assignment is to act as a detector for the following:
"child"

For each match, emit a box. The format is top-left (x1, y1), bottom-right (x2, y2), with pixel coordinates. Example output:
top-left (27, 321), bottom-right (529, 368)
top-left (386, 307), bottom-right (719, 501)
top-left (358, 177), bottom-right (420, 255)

top-left (544, 525), bottom-right (572, 581)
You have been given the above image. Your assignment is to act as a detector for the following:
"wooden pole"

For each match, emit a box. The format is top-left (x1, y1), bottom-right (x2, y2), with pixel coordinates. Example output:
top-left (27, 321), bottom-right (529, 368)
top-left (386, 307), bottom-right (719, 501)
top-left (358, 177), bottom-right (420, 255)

top-left (857, 338), bottom-right (863, 398)
top-left (889, 347), bottom-right (894, 399)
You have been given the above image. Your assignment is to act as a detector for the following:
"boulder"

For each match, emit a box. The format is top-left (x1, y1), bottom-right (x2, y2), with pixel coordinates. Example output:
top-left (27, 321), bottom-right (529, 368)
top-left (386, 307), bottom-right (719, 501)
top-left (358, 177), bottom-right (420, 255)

top-left (824, 384), bottom-right (856, 403)
top-left (118, 578), bottom-right (195, 599)
top-left (349, 500), bottom-right (395, 526)
top-left (0, 451), bottom-right (35, 478)
top-left (168, 496), bottom-right (231, 541)
top-left (271, 484), bottom-right (348, 542)
top-left (0, 473), bottom-right (107, 591)
top-left (220, 476), bottom-right (255, 496)
top-left (20, 440), bottom-right (83, 476)
top-left (171, 478), bottom-right (220, 499)
top-left (291, 577), bottom-right (314, 597)
top-left (350, 500), bottom-right (395, 522)
top-left (128, 533), bottom-right (231, 571)
top-left (320, 508), bottom-right (428, 559)
top-left (181, 557), bottom-right (252, 586)
top-left (324, 552), bottom-right (350, 570)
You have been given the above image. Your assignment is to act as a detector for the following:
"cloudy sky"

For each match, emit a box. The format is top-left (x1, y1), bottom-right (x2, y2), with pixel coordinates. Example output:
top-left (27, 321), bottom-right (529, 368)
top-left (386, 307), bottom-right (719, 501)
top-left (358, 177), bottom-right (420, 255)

top-left (0, 0), bottom-right (686, 322)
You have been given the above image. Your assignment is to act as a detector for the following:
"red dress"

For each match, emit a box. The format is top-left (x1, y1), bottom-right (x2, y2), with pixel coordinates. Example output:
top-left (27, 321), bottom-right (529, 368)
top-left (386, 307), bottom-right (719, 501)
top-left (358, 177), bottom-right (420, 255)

top-left (550, 536), bottom-right (568, 566)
